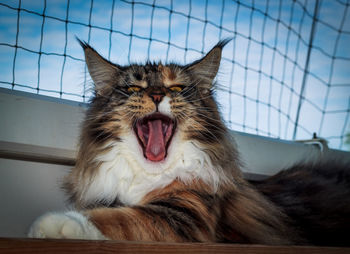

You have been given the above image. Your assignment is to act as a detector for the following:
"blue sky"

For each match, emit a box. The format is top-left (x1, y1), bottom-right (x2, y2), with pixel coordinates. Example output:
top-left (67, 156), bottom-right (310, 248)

top-left (0, 0), bottom-right (349, 150)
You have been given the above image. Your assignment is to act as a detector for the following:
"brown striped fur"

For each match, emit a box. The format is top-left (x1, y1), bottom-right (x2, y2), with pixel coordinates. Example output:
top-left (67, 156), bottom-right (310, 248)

top-left (86, 180), bottom-right (296, 244)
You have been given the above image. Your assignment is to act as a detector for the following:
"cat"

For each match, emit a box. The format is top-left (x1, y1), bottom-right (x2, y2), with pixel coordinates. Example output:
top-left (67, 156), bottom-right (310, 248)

top-left (28, 39), bottom-right (350, 246)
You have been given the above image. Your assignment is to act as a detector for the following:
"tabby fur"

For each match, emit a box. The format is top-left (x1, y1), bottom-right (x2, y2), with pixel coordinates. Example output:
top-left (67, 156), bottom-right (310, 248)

top-left (29, 39), bottom-right (350, 246)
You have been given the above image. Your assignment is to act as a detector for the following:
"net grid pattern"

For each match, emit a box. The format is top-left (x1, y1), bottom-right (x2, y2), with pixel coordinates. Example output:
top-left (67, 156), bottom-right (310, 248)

top-left (0, 0), bottom-right (349, 150)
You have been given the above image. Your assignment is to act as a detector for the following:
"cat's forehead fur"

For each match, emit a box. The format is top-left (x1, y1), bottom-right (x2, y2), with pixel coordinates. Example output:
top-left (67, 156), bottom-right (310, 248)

top-left (123, 63), bottom-right (188, 88)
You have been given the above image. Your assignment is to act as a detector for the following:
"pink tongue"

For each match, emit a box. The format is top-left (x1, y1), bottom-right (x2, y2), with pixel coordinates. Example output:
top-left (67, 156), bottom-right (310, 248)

top-left (145, 120), bottom-right (166, 161)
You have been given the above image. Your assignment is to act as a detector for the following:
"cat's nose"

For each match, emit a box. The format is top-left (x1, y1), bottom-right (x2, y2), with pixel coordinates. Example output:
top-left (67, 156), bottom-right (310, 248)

top-left (150, 93), bottom-right (164, 104)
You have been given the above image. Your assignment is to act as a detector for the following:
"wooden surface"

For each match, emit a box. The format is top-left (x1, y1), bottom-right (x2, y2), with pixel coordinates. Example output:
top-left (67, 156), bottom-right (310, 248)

top-left (0, 141), bottom-right (75, 166)
top-left (0, 238), bottom-right (349, 254)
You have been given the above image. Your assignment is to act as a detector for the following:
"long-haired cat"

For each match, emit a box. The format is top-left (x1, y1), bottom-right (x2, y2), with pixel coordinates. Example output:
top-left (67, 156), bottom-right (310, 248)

top-left (28, 39), bottom-right (350, 246)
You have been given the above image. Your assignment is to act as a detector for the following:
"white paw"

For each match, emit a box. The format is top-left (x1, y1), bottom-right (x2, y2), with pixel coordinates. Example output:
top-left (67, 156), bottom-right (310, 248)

top-left (28, 211), bottom-right (106, 240)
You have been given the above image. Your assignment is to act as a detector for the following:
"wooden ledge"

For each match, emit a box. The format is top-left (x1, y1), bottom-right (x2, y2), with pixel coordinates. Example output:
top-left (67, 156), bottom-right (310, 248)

top-left (0, 238), bottom-right (349, 254)
top-left (0, 141), bottom-right (76, 166)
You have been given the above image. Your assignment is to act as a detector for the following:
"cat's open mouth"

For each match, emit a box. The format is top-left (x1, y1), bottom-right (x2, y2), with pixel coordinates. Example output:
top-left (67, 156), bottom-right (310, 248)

top-left (134, 113), bottom-right (176, 162)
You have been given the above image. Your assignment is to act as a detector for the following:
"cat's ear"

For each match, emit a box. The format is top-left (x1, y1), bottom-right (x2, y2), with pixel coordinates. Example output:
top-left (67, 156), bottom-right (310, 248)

top-left (78, 38), bottom-right (119, 93)
top-left (185, 38), bottom-right (231, 86)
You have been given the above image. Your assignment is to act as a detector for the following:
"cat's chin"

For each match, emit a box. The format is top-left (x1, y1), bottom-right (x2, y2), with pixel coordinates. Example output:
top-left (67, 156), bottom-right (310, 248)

top-left (134, 112), bottom-right (176, 162)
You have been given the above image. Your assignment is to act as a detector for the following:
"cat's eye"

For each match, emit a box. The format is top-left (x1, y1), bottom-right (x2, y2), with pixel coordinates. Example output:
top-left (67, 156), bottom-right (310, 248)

top-left (127, 86), bottom-right (141, 93)
top-left (169, 86), bottom-right (184, 92)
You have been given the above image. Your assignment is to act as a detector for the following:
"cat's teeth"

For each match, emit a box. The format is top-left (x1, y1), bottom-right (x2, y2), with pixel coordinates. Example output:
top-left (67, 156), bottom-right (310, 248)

top-left (162, 122), bottom-right (168, 135)
top-left (164, 121), bottom-right (174, 143)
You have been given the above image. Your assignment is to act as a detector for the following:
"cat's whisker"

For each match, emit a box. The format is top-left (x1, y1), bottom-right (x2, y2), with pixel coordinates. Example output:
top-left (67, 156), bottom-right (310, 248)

top-left (83, 106), bottom-right (130, 121)
top-left (85, 129), bottom-right (116, 147)
top-left (214, 83), bottom-right (231, 91)
top-left (182, 95), bottom-right (215, 103)
top-left (182, 108), bottom-right (225, 132)
top-left (176, 111), bottom-right (222, 143)
top-left (171, 103), bottom-right (219, 113)
top-left (193, 107), bottom-right (221, 113)
top-left (181, 88), bottom-right (216, 102)
top-left (180, 79), bottom-right (203, 97)
top-left (194, 112), bottom-right (224, 125)
top-left (95, 87), bottom-right (129, 99)
top-left (119, 76), bottom-right (133, 88)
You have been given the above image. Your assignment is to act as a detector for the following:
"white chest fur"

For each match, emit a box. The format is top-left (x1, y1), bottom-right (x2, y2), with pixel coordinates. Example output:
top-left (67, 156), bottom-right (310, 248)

top-left (79, 132), bottom-right (222, 206)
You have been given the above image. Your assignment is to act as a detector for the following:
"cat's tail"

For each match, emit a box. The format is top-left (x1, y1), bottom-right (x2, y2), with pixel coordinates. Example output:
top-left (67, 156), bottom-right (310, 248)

top-left (250, 161), bottom-right (350, 246)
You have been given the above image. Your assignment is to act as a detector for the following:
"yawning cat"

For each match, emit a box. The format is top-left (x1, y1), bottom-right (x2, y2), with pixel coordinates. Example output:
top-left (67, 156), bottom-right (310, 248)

top-left (28, 39), bottom-right (350, 246)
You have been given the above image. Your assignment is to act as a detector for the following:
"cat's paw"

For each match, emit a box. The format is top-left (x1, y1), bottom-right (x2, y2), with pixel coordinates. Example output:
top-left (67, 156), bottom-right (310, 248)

top-left (28, 211), bottom-right (106, 240)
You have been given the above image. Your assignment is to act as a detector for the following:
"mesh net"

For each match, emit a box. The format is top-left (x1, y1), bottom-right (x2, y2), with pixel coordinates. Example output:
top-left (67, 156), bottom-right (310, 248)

top-left (0, 0), bottom-right (349, 150)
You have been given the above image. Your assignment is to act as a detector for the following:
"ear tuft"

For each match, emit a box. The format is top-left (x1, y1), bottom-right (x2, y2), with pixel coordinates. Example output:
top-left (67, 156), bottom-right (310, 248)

top-left (185, 38), bottom-right (232, 83)
top-left (215, 37), bottom-right (232, 49)
top-left (76, 36), bottom-right (89, 50)
top-left (77, 38), bottom-right (119, 94)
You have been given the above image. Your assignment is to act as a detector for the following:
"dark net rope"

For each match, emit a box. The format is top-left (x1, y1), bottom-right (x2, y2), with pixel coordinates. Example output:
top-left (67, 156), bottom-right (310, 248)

top-left (0, 0), bottom-right (349, 150)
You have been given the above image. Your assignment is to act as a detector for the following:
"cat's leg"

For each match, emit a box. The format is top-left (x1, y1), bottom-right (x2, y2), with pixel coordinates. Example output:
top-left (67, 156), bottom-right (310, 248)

top-left (80, 190), bottom-right (219, 242)
top-left (28, 211), bottom-right (106, 240)
top-left (28, 182), bottom-right (216, 241)
top-left (84, 206), bottom-right (212, 242)
top-left (28, 205), bottom-right (211, 242)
